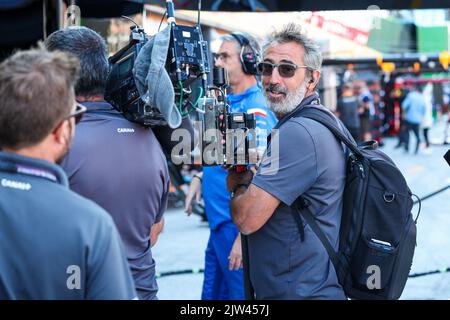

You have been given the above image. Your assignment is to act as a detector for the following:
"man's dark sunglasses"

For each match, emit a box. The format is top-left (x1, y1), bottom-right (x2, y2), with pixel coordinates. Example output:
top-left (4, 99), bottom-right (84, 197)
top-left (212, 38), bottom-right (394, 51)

top-left (257, 61), bottom-right (310, 78)
top-left (67, 102), bottom-right (87, 125)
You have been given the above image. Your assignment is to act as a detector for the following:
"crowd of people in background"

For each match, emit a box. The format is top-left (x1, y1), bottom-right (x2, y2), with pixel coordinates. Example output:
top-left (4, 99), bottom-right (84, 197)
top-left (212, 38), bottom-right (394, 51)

top-left (335, 78), bottom-right (450, 154)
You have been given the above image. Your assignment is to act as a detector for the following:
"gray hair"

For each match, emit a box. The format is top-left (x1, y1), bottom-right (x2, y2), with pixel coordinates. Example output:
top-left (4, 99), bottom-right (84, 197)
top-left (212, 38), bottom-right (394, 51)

top-left (45, 26), bottom-right (109, 98)
top-left (262, 23), bottom-right (322, 72)
top-left (220, 32), bottom-right (261, 57)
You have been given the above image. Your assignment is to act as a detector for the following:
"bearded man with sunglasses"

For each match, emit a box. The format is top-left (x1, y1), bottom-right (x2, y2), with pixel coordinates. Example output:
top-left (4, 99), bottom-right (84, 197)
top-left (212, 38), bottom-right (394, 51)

top-left (227, 23), bottom-right (353, 300)
top-left (0, 48), bottom-right (137, 299)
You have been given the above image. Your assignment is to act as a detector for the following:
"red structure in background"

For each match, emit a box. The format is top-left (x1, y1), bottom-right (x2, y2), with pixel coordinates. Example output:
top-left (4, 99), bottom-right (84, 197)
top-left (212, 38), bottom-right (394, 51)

top-left (304, 12), bottom-right (370, 46)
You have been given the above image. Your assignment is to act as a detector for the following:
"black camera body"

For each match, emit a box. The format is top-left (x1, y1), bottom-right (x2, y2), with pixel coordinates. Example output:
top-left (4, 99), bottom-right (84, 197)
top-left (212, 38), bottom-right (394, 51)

top-left (201, 68), bottom-right (257, 166)
top-left (104, 19), bottom-right (212, 127)
top-left (104, 26), bottom-right (167, 127)
top-left (103, 6), bottom-right (256, 168)
top-left (167, 24), bottom-right (210, 85)
top-left (225, 111), bottom-right (257, 165)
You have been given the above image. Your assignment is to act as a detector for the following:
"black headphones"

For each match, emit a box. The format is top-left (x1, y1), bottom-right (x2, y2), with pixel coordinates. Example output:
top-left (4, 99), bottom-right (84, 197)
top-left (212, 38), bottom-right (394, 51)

top-left (230, 32), bottom-right (259, 75)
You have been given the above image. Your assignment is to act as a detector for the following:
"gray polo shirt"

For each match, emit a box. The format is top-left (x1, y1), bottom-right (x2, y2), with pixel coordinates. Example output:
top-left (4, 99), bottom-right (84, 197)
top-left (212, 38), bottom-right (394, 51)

top-left (0, 151), bottom-right (136, 299)
top-left (251, 104), bottom-right (349, 300)
top-left (61, 101), bottom-right (169, 300)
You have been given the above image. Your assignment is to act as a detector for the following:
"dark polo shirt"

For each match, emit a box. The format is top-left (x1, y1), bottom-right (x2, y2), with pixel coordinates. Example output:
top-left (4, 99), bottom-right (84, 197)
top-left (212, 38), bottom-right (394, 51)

top-left (250, 95), bottom-right (350, 300)
top-left (61, 101), bottom-right (169, 300)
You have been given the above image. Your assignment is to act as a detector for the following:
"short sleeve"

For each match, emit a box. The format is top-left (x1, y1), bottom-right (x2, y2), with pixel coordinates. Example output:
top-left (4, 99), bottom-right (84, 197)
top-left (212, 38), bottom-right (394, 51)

top-left (155, 173), bottom-right (169, 224)
top-left (252, 120), bottom-right (318, 206)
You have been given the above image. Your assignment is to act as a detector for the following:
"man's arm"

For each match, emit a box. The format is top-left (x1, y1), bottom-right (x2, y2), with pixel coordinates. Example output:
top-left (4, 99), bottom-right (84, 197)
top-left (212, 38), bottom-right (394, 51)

top-left (150, 217), bottom-right (164, 247)
top-left (230, 183), bottom-right (280, 235)
top-left (228, 121), bottom-right (318, 235)
top-left (228, 233), bottom-right (242, 270)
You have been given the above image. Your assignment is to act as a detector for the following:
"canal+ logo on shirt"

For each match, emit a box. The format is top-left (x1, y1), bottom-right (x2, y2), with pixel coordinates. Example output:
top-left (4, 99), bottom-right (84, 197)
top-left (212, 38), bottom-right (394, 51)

top-left (1, 178), bottom-right (32, 191)
top-left (117, 128), bottom-right (135, 134)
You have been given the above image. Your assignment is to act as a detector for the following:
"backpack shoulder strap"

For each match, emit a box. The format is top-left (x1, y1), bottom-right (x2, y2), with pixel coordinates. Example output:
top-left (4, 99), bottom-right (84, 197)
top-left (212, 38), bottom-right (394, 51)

top-left (298, 201), bottom-right (340, 269)
top-left (288, 107), bottom-right (359, 279)
top-left (296, 107), bottom-right (363, 157)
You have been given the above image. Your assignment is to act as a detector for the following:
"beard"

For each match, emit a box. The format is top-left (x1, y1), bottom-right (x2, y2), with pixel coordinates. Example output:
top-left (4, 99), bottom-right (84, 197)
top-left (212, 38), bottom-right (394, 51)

top-left (263, 80), bottom-right (309, 119)
top-left (56, 122), bottom-right (74, 165)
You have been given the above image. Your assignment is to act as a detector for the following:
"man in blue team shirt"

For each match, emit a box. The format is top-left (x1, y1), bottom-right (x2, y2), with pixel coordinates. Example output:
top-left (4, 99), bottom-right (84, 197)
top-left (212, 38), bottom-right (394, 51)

top-left (185, 32), bottom-right (277, 300)
top-left (0, 48), bottom-right (136, 299)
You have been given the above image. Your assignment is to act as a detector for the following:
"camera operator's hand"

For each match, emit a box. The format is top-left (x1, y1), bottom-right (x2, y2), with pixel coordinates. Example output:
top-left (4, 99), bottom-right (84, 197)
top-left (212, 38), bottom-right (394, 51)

top-left (185, 172), bottom-right (203, 216)
top-left (226, 168), bottom-right (254, 193)
top-left (228, 233), bottom-right (243, 271)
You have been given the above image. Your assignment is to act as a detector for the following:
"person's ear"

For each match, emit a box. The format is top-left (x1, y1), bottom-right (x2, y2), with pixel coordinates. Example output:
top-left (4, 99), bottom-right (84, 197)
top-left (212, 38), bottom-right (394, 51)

top-left (53, 120), bottom-right (69, 146)
top-left (307, 70), bottom-right (321, 92)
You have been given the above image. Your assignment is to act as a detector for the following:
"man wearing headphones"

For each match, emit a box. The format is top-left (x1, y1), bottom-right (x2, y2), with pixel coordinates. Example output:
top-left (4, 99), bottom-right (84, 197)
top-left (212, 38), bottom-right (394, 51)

top-left (185, 32), bottom-right (277, 300)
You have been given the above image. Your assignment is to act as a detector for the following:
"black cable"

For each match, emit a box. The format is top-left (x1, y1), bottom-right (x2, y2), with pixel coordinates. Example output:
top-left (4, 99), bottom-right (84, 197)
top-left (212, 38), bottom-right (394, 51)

top-left (409, 267), bottom-right (450, 278)
top-left (412, 193), bottom-right (421, 223)
top-left (413, 185), bottom-right (450, 205)
top-left (158, 9), bottom-right (167, 32)
top-left (121, 15), bottom-right (139, 28)
top-left (154, 266), bottom-right (450, 279)
top-left (242, 234), bottom-right (255, 299)
top-left (197, 0), bottom-right (201, 26)
top-left (156, 268), bottom-right (204, 279)
top-left (208, 85), bottom-right (225, 97)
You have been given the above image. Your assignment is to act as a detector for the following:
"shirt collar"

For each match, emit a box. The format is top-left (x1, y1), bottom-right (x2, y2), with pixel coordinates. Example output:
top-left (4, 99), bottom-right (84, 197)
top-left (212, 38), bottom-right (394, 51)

top-left (80, 101), bottom-right (115, 112)
top-left (0, 151), bottom-right (69, 187)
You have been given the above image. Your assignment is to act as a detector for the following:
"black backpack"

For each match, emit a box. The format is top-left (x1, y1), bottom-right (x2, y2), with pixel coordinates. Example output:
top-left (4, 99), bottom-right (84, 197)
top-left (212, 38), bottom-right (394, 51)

top-left (287, 106), bottom-right (419, 300)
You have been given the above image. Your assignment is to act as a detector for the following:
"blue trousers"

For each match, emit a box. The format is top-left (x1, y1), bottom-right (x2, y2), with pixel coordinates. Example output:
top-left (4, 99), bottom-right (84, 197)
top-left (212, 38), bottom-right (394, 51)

top-left (201, 222), bottom-right (244, 300)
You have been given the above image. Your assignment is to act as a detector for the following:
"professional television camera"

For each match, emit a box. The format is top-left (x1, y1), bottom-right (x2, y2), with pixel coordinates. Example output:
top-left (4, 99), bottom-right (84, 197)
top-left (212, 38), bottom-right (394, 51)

top-left (105, 0), bottom-right (256, 167)
top-left (105, 0), bottom-right (211, 127)
top-left (200, 67), bottom-right (257, 167)
top-left (104, 22), bottom-right (167, 127)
